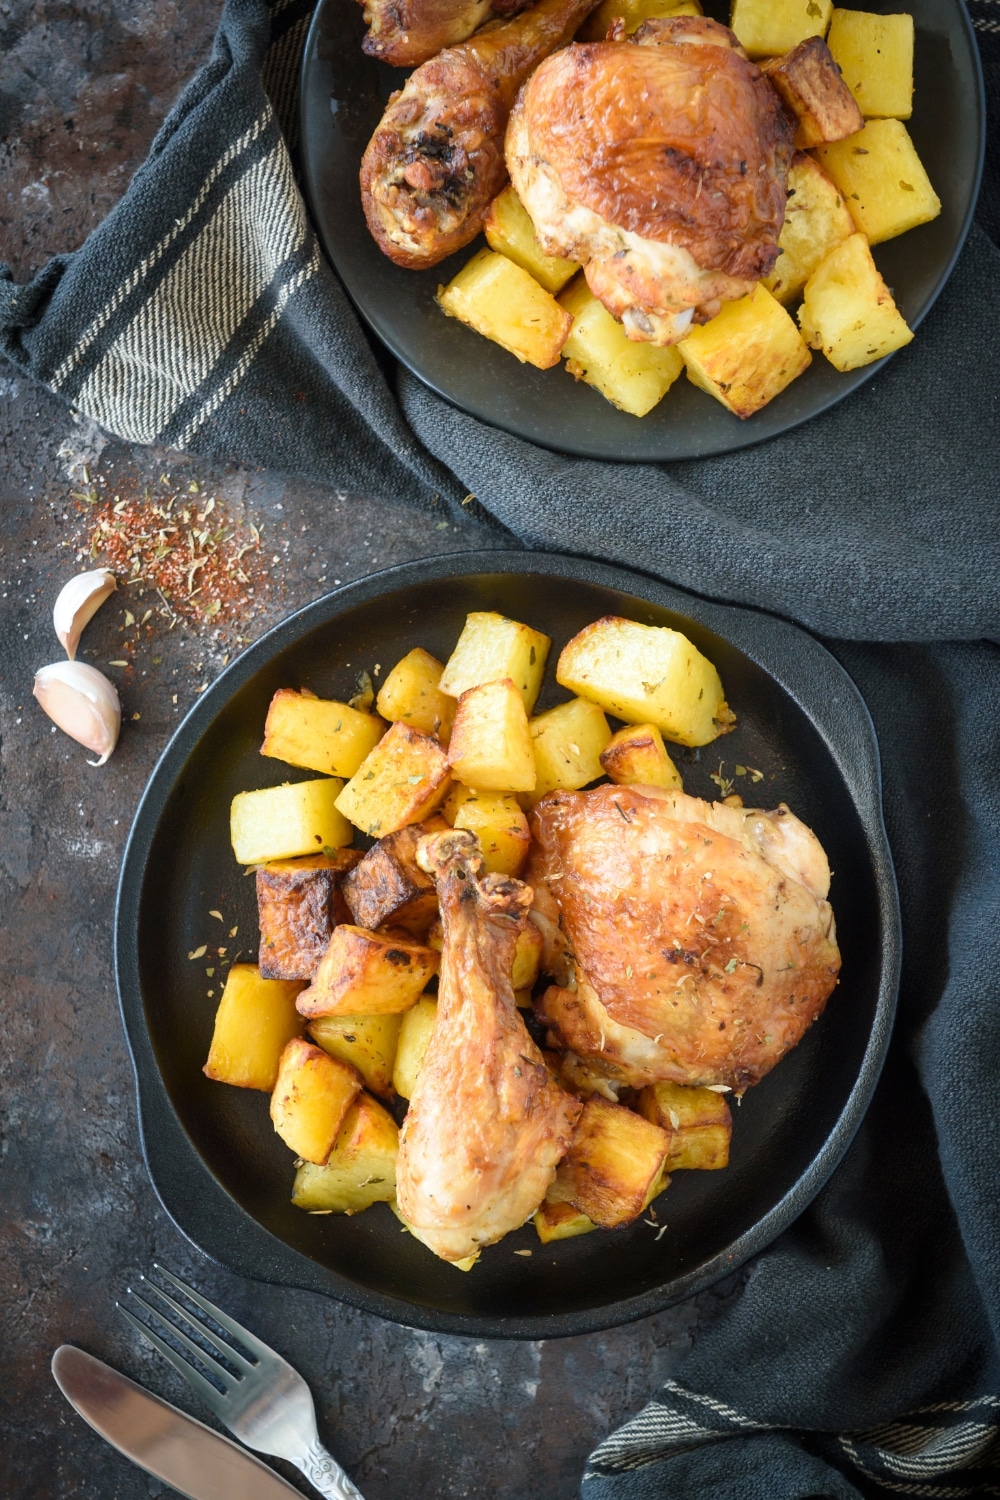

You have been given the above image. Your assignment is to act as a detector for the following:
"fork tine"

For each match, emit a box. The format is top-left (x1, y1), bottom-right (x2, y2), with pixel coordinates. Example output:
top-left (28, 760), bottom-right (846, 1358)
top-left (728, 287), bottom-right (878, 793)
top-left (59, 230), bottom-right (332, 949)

top-left (117, 1301), bottom-right (230, 1414)
top-left (141, 1277), bottom-right (258, 1374)
top-left (125, 1287), bottom-right (240, 1390)
top-left (153, 1264), bottom-right (275, 1365)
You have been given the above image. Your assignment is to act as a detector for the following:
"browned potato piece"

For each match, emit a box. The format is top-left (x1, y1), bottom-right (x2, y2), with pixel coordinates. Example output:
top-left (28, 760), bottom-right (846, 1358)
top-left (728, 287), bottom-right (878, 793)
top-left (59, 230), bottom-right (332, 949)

top-left (528, 697), bottom-right (612, 801)
top-left (269, 1038), bottom-right (362, 1163)
top-left (437, 249), bottom-right (573, 370)
top-left (761, 38), bottom-right (863, 149)
top-left (341, 816), bottom-right (447, 935)
top-left (679, 284), bottom-right (812, 419)
top-left (548, 1096), bottom-right (671, 1228)
top-left (439, 611), bottom-right (551, 713)
top-left (730, 0), bottom-right (832, 58)
top-left (826, 8), bottom-right (914, 120)
top-left (442, 785), bottom-right (531, 876)
top-left (296, 925), bottom-right (437, 1018)
top-left (533, 1199), bottom-right (598, 1243)
top-left (392, 994), bottom-right (437, 1099)
top-left (600, 723), bottom-right (683, 790)
top-left (763, 153), bottom-right (855, 306)
top-left (813, 120), bottom-right (940, 245)
top-left (637, 1081), bottom-right (733, 1170)
top-left (203, 964), bottom-right (305, 1091)
top-left (261, 689), bottom-right (385, 779)
top-left (307, 1012), bottom-right (402, 1099)
top-left (448, 679), bottom-right (537, 792)
top-left (291, 1092), bottom-right (398, 1213)
top-left (375, 648), bottom-right (456, 743)
top-left (256, 850), bottom-right (362, 980)
top-left (483, 186), bottom-right (579, 294)
top-left (231, 779), bottom-right (352, 864)
top-left (798, 232), bottom-right (913, 370)
top-left (335, 721), bottom-right (452, 837)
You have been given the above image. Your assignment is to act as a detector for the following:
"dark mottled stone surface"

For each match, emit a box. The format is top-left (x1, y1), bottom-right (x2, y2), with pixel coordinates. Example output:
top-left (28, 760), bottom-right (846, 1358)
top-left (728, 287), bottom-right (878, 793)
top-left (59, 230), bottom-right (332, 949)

top-left (0, 4), bottom-right (709, 1493)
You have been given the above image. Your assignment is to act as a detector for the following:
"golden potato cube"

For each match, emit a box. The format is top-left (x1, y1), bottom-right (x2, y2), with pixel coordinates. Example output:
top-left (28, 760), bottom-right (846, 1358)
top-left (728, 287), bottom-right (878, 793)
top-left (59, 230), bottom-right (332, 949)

top-left (579, 0), bottom-right (701, 41)
top-left (637, 1081), bottom-right (733, 1170)
top-left (533, 1199), bottom-right (598, 1243)
top-left (763, 152), bottom-right (855, 304)
top-left (679, 284), bottom-right (812, 418)
top-left (341, 816), bottom-right (447, 935)
top-left (335, 721), bottom-right (452, 838)
top-left (392, 994), bottom-right (437, 1099)
top-left (558, 278), bottom-right (684, 418)
top-left (256, 851), bottom-right (362, 980)
top-left (514, 988), bottom-right (532, 1009)
top-left (528, 697), bottom-right (611, 801)
top-left (261, 689), bottom-right (385, 779)
top-left (442, 785), bottom-right (531, 876)
top-left (511, 921), bottom-right (544, 991)
top-left (600, 722), bottom-right (683, 789)
top-left (484, 186), bottom-right (579, 295)
top-left (440, 610), bottom-right (551, 712)
top-left (730, 0), bottom-right (832, 57)
top-left (269, 1037), bottom-right (362, 1164)
top-left (761, 37), bottom-right (863, 148)
top-left (557, 616), bottom-right (734, 748)
top-left (437, 248), bottom-right (573, 370)
top-left (548, 1096), bottom-right (671, 1229)
top-left (448, 679), bottom-right (537, 793)
top-left (203, 964), bottom-right (304, 1091)
top-left (826, 8), bottom-right (914, 119)
top-left (375, 648), bottom-right (455, 744)
top-left (295, 925), bottom-right (437, 1018)
top-left (231, 779), bottom-right (352, 864)
top-left (291, 1092), bottom-right (398, 1213)
top-left (813, 119), bottom-right (940, 244)
top-left (799, 232), bottom-right (913, 370)
top-left (307, 1012), bottom-right (402, 1099)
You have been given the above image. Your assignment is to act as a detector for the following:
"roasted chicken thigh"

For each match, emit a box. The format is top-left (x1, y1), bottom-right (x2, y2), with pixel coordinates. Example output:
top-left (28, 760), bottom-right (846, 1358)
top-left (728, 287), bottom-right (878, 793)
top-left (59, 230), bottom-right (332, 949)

top-left (529, 785), bottom-right (840, 1091)
top-left (506, 15), bottom-right (795, 343)
top-left (395, 829), bottom-right (581, 1263)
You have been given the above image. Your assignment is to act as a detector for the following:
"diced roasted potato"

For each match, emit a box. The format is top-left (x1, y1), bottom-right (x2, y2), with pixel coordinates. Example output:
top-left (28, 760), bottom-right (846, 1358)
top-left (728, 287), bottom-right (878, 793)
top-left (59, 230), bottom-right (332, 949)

top-left (440, 611), bottom-right (551, 713)
top-left (375, 648), bottom-right (456, 743)
top-left (335, 722), bottom-right (452, 838)
top-left (547, 1096), bottom-right (671, 1228)
top-left (678, 284), bottom-right (812, 418)
top-left (730, 0), bottom-right (832, 58)
top-left (437, 248), bottom-right (573, 370)
top-left (484, 186), bottom-right (579, 294)
top-left (231, 779), bottom-right (352, 864)
top-left (533, 1199), bottom-right (598, 1243)
top-left (557, 616), bottom-right (734, 748)
top-left (307, 1012), bottom-right (402, 1099)
top-left (341, 816), bottom-right (447, 935)
top-left (448, 679), bottom-right (537, 793)
top-left (813, 119), bottom-right (940, 244)
top-left (392, 994), bottom-right (437, 1099)
top-left (558, 278), bottom-right (685, 418)
top-left (295, 925), bottom-right (437, 1018)
top-left (799, 232), bottom-right (913, 370)
top-left (260, 689), bottom-right (385, 779)
top-left (826, 8), bottom-right (914, 120)
top-left (203, 964), bottom-right (304, 1091)
top-left (600, 723), bottom-right (683, 790)
top-left (760, 37), bottom-right (863, 148)
top-left (528, 696), bottom-right (611, 801)
top-left (511, 921), bottom-right (544, 991)
top-left (579, 0), bottom-right (701, 42)
top-left (762, 153), bottom-right (855, 305)
top-left (442, 785), bottom-right (531, 876)
top-left (514, 988), bottom-right (532, 1009)
top-left (291, 1092), bottom-right (398, 1213)
top-left (256, 850), bottom-right (362, 980)
top-left (269, 1037), bottom-right (362, 1164)
top-left (637, 1081), bottom-right (733, 1170)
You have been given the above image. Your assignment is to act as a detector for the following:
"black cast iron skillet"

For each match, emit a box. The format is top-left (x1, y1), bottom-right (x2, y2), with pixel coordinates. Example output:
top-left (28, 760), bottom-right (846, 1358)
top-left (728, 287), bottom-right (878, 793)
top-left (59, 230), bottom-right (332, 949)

top-left (115, 552), bottom-right (900, 1338)
top-left (299, 0), bottom-right (984, 462)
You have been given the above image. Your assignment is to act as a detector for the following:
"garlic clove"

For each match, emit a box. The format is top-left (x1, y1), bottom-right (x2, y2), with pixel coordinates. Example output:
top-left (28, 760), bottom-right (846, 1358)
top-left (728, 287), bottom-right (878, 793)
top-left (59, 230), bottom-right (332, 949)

top-left (52, 569), bottom-right (117, 659)
top-left (33, 661), bottom-right (122, 766)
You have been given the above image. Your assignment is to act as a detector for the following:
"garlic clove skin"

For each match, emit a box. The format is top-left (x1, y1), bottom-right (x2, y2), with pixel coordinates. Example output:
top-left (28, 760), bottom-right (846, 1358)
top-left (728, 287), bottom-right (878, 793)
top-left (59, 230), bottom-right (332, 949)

top-left (52, 569), bottom-right (117, 660)
top-left (33, 661), bottom-right (121, 766)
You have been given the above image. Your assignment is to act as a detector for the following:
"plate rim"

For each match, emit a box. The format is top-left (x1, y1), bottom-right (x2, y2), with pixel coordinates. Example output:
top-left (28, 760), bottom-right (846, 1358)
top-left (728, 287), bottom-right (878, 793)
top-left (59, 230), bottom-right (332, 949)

top-left (115, 550), bottom-right (902, 1338)
top-left (297, 0), bottom-right (986, 464)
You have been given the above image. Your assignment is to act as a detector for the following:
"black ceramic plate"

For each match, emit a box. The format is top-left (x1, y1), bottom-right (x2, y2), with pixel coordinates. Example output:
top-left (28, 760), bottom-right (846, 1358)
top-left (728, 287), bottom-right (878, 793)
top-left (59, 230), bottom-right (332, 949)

top-left (299, 0), bottom-right (984, 462)
top-left (116, 552), bottom-right (900, 1338)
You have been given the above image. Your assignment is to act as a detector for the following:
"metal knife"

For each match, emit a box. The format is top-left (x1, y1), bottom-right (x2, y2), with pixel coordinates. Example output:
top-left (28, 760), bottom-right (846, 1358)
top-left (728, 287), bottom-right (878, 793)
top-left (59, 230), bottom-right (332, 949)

top-left (52, 1345), bottom-right (305, 1499)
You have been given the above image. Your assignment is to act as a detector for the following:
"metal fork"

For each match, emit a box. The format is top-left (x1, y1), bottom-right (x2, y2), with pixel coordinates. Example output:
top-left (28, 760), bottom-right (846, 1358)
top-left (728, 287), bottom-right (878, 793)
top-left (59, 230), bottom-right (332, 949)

top-left (118, 1265), bottom-right (365, 1500)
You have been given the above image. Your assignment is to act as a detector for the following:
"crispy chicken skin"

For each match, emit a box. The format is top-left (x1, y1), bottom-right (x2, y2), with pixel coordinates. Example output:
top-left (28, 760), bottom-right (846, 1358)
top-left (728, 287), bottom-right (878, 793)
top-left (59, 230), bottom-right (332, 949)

top-left (395, 829), bottom-right (581, 1262)
top-left (360, 0), bottom-right (599, 269)
top-left (506, 15), bottom-right (795, 343)
top-left (359, 0), bottom-right (536, 67)
top-left (528, 785), bottom-right (840, 1091)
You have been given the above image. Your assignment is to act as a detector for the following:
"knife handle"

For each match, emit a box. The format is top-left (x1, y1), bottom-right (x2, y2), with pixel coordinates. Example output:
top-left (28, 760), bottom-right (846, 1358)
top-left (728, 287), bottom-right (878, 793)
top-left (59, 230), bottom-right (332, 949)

top-left (293, 1437), bottom-right (367, 1500)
